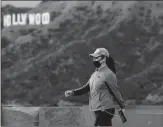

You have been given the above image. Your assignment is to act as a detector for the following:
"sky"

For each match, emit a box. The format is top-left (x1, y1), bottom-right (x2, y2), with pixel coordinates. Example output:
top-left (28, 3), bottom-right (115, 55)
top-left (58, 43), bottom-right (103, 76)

top-left (2, 1), bottom-right (42, 8)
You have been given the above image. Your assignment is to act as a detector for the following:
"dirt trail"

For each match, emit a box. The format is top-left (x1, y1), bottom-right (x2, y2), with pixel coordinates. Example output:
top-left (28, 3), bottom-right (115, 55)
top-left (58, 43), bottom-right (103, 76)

top-left (2, 105), bottom-right (163, 127)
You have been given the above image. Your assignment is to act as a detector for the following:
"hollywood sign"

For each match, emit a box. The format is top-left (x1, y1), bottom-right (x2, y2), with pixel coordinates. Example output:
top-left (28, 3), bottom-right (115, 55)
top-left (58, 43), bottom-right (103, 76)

top-left (3, 12), bottom-right (50, 27)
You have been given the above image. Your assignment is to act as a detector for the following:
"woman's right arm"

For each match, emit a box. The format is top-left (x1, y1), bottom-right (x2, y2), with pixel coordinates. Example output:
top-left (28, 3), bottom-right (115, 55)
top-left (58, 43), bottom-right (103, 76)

top-left (72, 80), bottom-right (90, 96)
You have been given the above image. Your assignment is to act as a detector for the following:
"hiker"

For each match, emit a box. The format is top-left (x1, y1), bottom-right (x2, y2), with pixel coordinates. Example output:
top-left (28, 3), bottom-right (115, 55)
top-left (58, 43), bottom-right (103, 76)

top-left (65, 48), bottom-right (125, 126)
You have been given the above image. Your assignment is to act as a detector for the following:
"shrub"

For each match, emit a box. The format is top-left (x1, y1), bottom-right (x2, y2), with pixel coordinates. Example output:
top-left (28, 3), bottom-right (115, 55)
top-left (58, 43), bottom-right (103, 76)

top-left (1, 36), bottom-right (11, 48)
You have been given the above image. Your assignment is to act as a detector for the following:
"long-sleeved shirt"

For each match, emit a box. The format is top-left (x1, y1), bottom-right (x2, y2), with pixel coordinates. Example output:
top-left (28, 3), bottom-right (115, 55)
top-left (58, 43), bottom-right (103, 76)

top-left (72, 64), bottom-right (125, 111)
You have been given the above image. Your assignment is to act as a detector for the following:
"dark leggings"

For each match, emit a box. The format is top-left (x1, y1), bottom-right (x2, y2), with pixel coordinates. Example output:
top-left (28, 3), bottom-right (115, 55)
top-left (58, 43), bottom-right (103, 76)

top-left (94, 108), bottom-right (115, 126)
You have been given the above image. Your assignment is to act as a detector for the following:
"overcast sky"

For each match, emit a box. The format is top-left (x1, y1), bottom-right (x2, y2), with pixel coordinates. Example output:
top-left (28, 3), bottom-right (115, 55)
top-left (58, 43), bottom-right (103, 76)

top-left (2, 1), bottom-right (42, 8)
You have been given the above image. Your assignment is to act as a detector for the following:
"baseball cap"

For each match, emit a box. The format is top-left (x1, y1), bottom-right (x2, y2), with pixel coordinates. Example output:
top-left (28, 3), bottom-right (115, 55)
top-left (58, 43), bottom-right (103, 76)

top-left (89, 48), bottom-right (110, 58)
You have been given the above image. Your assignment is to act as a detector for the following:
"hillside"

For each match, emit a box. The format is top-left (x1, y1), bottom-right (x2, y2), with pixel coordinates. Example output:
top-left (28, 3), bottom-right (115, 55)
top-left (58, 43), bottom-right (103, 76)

top-left (1, 1), bottom-right (163, 106)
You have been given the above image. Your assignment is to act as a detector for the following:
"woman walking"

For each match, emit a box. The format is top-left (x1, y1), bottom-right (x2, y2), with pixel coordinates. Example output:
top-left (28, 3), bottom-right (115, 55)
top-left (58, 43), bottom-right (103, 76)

top-left (65, 48), bottom-right (125, 126)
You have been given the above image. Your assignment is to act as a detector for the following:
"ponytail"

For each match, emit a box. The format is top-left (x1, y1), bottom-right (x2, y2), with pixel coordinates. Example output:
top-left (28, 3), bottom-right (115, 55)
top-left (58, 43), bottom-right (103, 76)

top-left (106, 55), bottom-right (116, 74)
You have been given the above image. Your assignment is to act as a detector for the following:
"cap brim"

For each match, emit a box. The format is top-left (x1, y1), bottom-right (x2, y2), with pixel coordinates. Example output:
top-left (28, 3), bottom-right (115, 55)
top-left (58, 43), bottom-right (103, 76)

top-left (89, 53), bottom-right (100, 57)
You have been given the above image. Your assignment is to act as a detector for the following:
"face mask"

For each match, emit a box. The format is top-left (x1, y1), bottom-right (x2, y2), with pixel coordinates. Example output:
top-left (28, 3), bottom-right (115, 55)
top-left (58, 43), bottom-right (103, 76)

top-left (93, 61), bottom-right (101, 68)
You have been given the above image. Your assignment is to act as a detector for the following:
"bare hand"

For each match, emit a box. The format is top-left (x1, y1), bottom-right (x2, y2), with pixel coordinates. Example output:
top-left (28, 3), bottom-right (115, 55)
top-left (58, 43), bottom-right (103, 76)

top-left (118, 108), bottom-right (125, 112)
top-left (65, 90), bottom-right (74, 97)
top-left (122, 109), bottom-right (125, 112)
